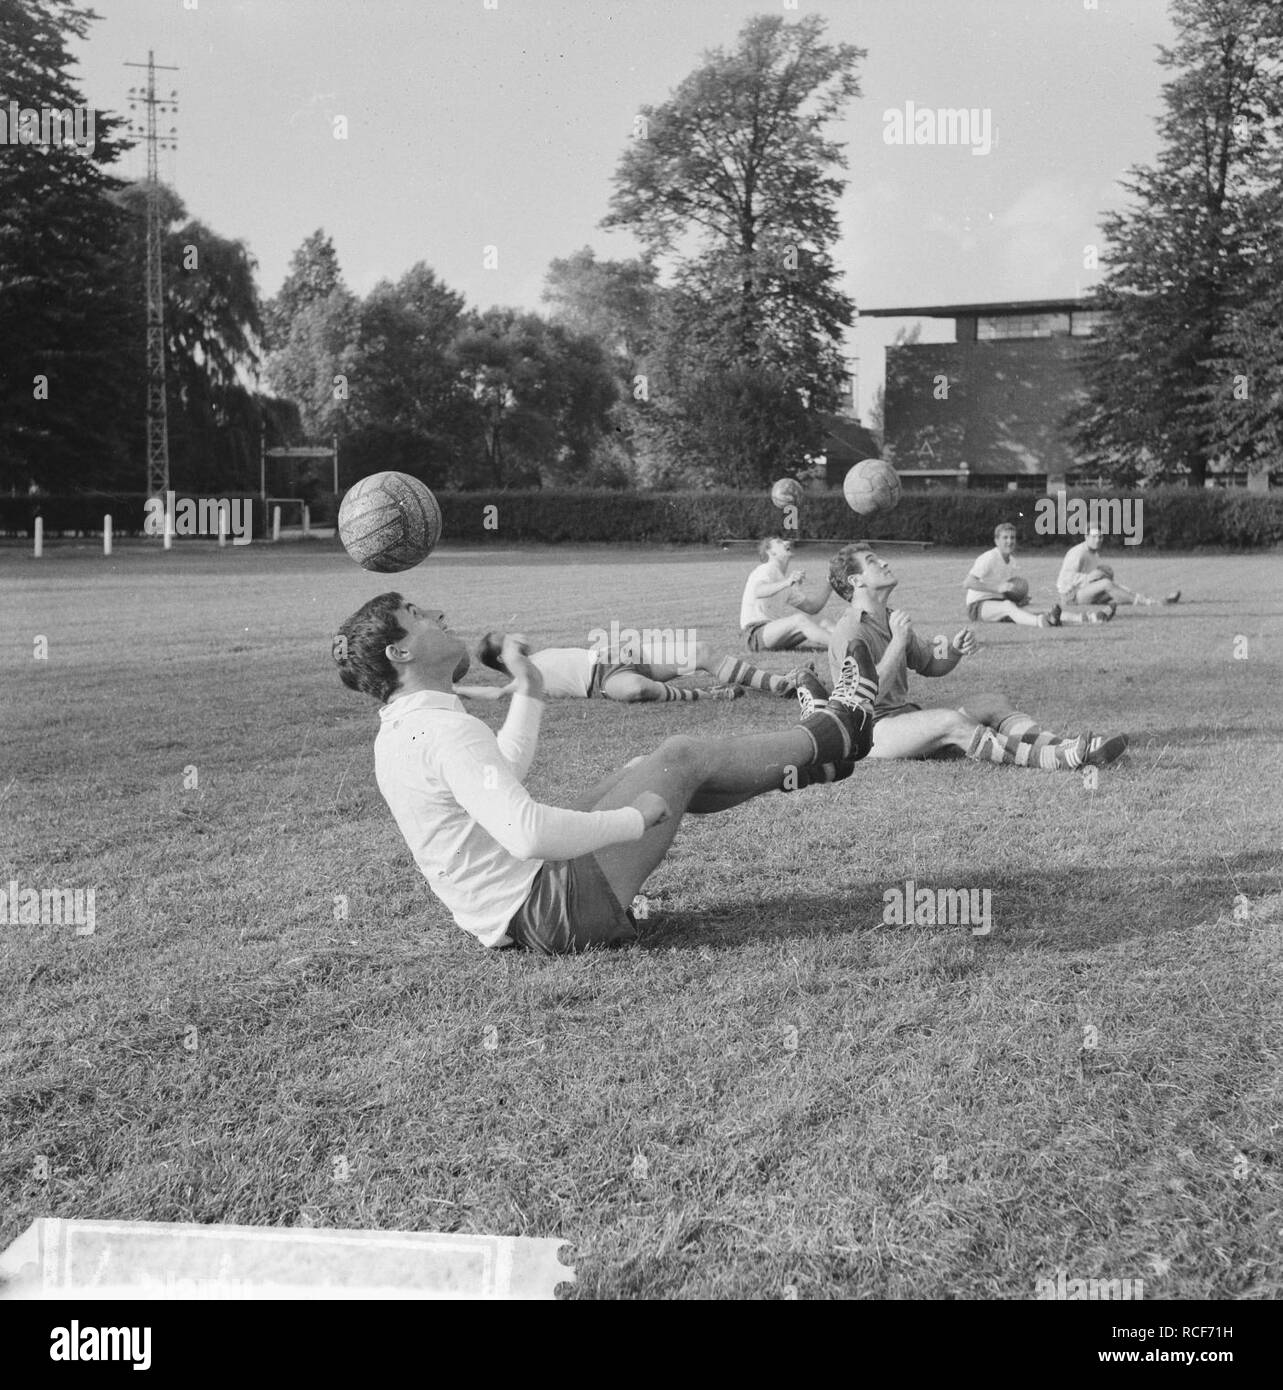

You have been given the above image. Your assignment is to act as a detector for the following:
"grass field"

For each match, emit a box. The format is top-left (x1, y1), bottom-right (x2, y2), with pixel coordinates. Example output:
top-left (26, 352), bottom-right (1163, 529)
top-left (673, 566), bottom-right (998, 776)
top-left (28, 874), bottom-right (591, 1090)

top-left (2, 537), bottom-right (1281, 1300)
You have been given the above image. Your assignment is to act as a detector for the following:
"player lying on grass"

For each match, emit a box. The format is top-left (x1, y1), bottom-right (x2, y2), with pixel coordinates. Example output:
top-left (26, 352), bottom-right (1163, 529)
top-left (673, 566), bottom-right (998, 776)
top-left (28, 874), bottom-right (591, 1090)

top-left (965, 522), bottom-right (1111, 627)
top-left (1058, 525), bottom-right (1181, 609)
top-left (739, 535), bottom-right (836, 651)
top-left (825, 545), bottom-right (1128, 771)
top-left (333, 592), bottom-right (876, 955)
top-left (454, 633), bottom-right (806, 704)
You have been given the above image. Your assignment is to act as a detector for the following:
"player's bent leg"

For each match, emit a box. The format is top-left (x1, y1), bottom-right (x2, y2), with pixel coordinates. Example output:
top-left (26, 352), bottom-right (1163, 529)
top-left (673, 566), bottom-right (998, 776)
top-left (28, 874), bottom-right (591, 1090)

top-left (977, 599), bottom-right (1040, 627)
top-left (601, 671), bottom-right (669, 703)
top-left (956, 692), bottom-right (1016, 726)
top-left (1074, 579), bottom-right (1113, 606)
top-left (589, 693), bottom-right (872, 905)
top-left (867, 709), bottom-right (971, 761)
top-left (758, 616), bottom-right (812, 651)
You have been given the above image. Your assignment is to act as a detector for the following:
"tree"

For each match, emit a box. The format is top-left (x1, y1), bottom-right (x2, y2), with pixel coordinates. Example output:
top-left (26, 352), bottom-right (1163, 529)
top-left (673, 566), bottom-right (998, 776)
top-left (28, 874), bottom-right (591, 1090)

top-left (262, 231), bottom-right (358, 441)
top-left (264, 229), bottom-right (344, 349)
top-left (0, 0), bottom-right (136, 491)
top-left (602, 14), bottom-right (864, 484)
top-left (341, 262), bottom-right (471, 486)
top-left (543, 247), bottom-right (662, 485)
top-left (453, 308), bottom-right (617, 488)
top-left (1073, 0), bottom-right (1283, 486)
top-left (110, 182), bottom-right (267, 492)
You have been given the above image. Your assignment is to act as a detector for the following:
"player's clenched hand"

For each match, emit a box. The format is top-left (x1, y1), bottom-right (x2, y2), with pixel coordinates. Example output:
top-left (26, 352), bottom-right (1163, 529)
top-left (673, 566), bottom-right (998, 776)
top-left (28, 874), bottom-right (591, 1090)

top-left (889, 609), bottom-right (913, 640)
top-left (789, 569), bottom-right (806, 587)
top-left (502, 633), bottom-right (544, 699)
top-left (632, 791), bottom-right (671, 829)
top-left (951, 628), bottom-right (977, 656)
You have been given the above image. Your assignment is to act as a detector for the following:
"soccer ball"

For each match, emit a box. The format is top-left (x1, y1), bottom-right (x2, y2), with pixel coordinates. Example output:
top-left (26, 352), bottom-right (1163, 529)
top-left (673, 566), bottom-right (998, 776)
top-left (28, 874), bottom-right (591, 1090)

top-left (843, 458), bottom-right (901, 516)
top-left (338, 472), bottom-right (442, 573)
top-left (770, 477), bottom-right (804, 509)
top-left (1006, 576), bottom-right (1030, 603)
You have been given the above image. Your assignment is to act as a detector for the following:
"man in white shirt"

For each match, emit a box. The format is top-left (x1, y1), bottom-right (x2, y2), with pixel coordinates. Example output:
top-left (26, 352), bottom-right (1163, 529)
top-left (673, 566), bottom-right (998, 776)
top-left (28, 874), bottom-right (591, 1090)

top-left (965, 523), bottom-right (1106, 627)
top-left (334, 592), bottom-right (874, 954)
top-left (1058, 526), bottom-right (1181, 609)
top-left (454, 633), bottom-right (806, 704)
top-left (739, 536), bottom-right (835, 651)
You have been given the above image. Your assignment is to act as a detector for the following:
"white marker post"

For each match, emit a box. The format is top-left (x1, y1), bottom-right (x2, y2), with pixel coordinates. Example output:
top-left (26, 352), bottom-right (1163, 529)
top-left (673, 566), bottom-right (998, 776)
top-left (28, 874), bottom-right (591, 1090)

top-left (103, 514), bottom-right (112, 556)
top-left (272, 505), bottom-right (281, 542)
top-left (302, 503), bottom-right (310, 538)
top-left (33, 516), bottom-right (43, 558)
top-left (163, 509), bottom-right (173, 551)
top-left (217, 504), bottom-right (227, 548)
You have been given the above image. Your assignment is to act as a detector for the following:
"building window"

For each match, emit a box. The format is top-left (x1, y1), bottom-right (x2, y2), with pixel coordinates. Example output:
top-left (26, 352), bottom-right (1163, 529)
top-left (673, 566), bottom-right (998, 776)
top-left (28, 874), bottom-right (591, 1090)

top-left (977, 313), bottom-right (1069, 340)
top-left (1070, 311), bottom-right (1109, 337)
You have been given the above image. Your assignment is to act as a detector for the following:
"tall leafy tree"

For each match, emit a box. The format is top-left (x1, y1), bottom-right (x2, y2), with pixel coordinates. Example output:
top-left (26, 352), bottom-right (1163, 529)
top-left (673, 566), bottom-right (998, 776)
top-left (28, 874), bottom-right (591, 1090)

top-left (111, 182), bottom-right (267, 492)
top-left (341, 262), bottom-right (472, 486)
top-left (0, 0), bottom-right (135, 491)
top-left (1074, 0), bottom-right (1283, 486)
top-left (453, 308), bottom-right (617, 488)
top-left (602, 14), bottom-right (863, 484)
top-left (542, 247), bottom-right (662, 485)
top-left (262, 230), bottom-right (358, 440)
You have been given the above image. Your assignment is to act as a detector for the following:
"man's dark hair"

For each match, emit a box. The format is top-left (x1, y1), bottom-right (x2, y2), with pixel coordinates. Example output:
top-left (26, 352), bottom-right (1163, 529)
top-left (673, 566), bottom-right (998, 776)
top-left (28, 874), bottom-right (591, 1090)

top-left (829, 544), bottom-right (875, 602)
top-left (758, 534), bottom-right (787, 562)
top-left (333, 592), bottom-right (407, 703)
top-left (476, 631), bottom-right (507, 673)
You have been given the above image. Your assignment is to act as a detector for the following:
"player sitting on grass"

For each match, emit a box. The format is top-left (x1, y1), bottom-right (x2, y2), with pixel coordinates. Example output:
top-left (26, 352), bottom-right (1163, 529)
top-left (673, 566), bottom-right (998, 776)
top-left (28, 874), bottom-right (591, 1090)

top-left (455, 633), bottom-right (806, 704)
top-left (1057, 525), bottom-right (1181, 609)
top-left (965, 522), bottom-right (1110, 627)
top-left (333, 593), bottom-right (876, 955)
top-left (824, 545), bottom-right (1128, 771)
top-left (739, 535), bottom-right (835, 651)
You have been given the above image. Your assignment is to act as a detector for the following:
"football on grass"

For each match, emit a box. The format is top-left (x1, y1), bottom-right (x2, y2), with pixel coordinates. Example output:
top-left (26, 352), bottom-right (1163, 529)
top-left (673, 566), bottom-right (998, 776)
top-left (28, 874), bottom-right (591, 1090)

top-left (770, 477), bottom-right (804, 509)
top-left (843, 458), bottom-right (901, 517)
top-left (338, 472), bottom-right (442, 573)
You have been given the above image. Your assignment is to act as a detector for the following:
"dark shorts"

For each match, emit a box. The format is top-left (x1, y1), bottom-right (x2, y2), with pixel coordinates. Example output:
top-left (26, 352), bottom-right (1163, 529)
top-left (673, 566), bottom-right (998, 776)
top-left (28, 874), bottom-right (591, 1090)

top-left (742, 621), bottom-right (805, 653)
top-left (589, 660), bottom-right (654, 697)
top-left (502, 853), bottom-right (639, 955)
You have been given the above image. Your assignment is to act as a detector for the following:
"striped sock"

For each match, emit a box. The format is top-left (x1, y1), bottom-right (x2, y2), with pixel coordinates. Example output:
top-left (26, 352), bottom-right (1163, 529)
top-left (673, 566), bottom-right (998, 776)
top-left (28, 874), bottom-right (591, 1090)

top-left (661, 685), bottom-right (700, 701)
top-left (714, 655), bottom-right (788, 694)
top-left (998, 714), bottom-right (1057, 758)
top-left (965, 725), bottom-right (1020, 766)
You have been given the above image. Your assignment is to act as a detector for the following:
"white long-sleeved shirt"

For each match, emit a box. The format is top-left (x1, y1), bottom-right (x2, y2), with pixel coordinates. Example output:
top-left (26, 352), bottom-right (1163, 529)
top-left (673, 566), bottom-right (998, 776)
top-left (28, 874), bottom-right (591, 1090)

top-left (374, 689), bottom-right (646, 947)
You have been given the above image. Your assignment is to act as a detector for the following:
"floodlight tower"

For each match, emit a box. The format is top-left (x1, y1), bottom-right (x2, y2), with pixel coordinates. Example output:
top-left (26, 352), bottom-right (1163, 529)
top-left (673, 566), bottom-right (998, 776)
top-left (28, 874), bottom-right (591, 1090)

top-left (124, 52), bottom-right (179, 500)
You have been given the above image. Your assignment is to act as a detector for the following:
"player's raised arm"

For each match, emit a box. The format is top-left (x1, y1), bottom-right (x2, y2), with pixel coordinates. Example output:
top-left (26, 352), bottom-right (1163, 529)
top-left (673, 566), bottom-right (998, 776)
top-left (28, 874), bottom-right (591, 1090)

top-left (494, 634), bottom-right (544, 780)
top-left (434, 724), bottom-right (646, 862)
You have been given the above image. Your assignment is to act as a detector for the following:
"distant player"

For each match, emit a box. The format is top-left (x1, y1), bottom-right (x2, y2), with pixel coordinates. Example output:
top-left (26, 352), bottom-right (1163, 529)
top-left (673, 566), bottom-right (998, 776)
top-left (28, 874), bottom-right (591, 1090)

top-left (826, 545), bottom-right (1128, 770)
top-left (965, 523), bottom-right (1109, 626)
top-left (332, 592), bottom-right (874, 954)
top-left (456, 633), bottom-right (807, 704)
top-left (740, 535), bottom-right (835, 651)
top-left (1057, 526), bottom-right (1181, 609)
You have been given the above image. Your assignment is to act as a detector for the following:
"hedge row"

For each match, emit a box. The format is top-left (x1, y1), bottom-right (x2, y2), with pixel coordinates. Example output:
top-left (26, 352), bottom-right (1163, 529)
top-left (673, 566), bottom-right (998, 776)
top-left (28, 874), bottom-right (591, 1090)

top-left (436, 487), bottom-right (1283, 549)
top-left (4, 487), bottom-right (1282, 548)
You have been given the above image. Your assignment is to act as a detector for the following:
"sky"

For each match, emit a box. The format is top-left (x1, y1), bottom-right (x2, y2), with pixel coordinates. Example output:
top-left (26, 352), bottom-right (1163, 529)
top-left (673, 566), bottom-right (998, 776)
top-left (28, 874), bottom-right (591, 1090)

top-left (70, 0), bottom-right (1178, 413)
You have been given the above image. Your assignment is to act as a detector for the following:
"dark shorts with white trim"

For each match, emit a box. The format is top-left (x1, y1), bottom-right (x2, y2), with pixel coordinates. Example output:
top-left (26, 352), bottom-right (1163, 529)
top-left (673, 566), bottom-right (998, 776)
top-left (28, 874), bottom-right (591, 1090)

top-left (588, 660), bottom-right (655, 697)
top-left (500, 853), bottom-right (639, 955)
top-left (742, 621), bottom-right (806, 653)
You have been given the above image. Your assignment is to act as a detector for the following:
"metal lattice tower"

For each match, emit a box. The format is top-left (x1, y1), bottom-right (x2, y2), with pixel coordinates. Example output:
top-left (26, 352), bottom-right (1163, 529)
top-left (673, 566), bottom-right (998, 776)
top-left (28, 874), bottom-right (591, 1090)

top-left (125, 52), bottom-right (179, 500)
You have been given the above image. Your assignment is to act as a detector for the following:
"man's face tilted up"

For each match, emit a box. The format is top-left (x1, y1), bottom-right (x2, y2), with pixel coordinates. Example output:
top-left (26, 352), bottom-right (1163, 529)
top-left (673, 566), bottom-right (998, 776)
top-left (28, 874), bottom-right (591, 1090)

top-left (387, 601), bottom-right (471, 690)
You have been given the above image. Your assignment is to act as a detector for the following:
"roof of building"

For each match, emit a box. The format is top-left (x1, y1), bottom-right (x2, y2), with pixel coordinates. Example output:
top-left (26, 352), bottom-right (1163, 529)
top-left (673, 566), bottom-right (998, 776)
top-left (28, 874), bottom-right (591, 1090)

top-left (860, 298), bottom-right (1099, 319)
